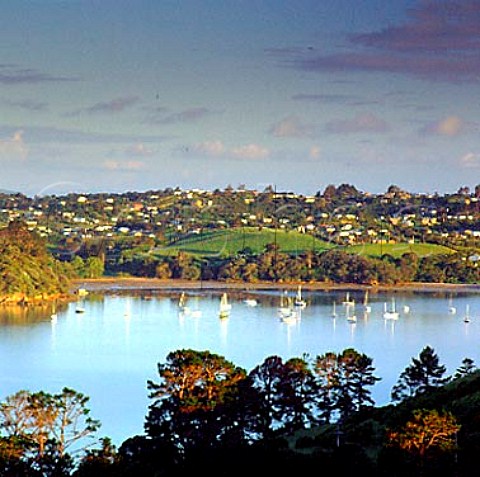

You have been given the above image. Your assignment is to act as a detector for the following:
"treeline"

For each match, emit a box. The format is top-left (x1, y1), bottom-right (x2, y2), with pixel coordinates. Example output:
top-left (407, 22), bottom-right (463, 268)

top-left (0, 221), bottom-right (105, 302)
top-left (1, 346), bottom-right (479, 476)
top-left (111, 244), bottom-right (480, 285)
top-left (0, 221), bottom-right (69, 300)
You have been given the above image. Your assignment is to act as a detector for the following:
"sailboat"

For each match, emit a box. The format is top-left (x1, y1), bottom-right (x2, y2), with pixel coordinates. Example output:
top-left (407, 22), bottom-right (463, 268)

top-left (464, 304), bottom-right (471, 323)
top-left (219, 293), bottom-right (232, 319)
top-left (294, 285), bottom-right (307, 308)
top-left (448, 294), bottom-right (457, 314)
top-left (278, 293), bottom-right (297, 321)
top-left (363, 290), bottom-right (371, 313)
top-left (50, 302), bottom-right (58, 320)
top-left (331, 300), bottom-right (337, 318)
top-left (75, 301), bottom-right (85, 314)
top-left (346, 300), bottom-right (357, 323)
top-left (383, 297), bottom-right (399, 320)
top-left (178, 292), bottom-right (191, 315)
top-left (342, 291), bottom-right (354, 307)
top-left (278, 290), bottom-right (290, 316)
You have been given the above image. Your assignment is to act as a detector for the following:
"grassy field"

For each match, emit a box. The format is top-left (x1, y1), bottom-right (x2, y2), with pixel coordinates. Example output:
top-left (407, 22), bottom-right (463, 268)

top-left (343, 242), bottom-right (455, 258)
top-left (151, 227), bottom-right (333, 258)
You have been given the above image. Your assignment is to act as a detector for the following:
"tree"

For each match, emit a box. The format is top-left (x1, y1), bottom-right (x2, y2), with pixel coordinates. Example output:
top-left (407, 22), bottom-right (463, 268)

top-left (278, 356), bottom-right (319, 432)
top-left (314, 352), bottom-right (340, 424)
top-left (0, 388), bottom-right (100, 464)
top-left (243, 356), bottom-right (287, 439)
top-left (391, 346), bottom-right (449, 403)
top-left (335, 349), bottom-right (380, 420)
top-left (314, 349), bottom-right (380, 422)
top-left (387, 409), bottom-right (460, 469)
top-left (453, 357), bottom-right (477, 379)
top-left (145, 349), bottom-right (247, 452)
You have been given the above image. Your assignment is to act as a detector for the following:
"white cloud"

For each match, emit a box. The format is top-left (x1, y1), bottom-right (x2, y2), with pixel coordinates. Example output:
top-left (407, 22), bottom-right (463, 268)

top-left (192, 140), bottom-right (269, 160)
top-left (125, 143), bottom-right (154, 157)
top-left (231, 143), bottom-right (270, 160)
top-left (270, 115), bottom-right (312, 138)
top-left (104, 160), bottom-right (144, 171)
top-left (435, 116), bottom-right (463, 136)
top-left (193, 140), bottom-right (226, 156)
top-left (0, 130), bottom-right (28, 159)
top-left (460, 152), bottom-right (479, 168)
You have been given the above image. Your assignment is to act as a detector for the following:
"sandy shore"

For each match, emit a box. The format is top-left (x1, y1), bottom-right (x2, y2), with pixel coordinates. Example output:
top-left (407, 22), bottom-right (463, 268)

top-left (72, 277), bottom-right (480, 294)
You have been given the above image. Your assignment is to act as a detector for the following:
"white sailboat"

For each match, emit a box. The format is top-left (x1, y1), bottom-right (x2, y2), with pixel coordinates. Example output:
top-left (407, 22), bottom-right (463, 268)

top-left (342, 291), bottom-right (354, 307)
top-left (178, 292), bottom-right (191, 315)
top-left (50, 302), bottom-right (58, 320)
top-left (448, 294), bottom-right (456, 314)
top-left (383, 297), bottom-right (399, 320)
top-left (464, 304), bottom-right (471, 323)
top-left (219, 293), bottom-right (232, 319)
top-left (331, 300), bottom-right (337, 318)
top-left (363, 290), bottom-right (371, 313)
top-left (294, 285), bottom-right (307, 308)
top-left (278, 293), bottom-right (298, 321)
top-left (278, 290), bottom-right (291, 316)
top-left (346, 300), bottom-right (357, 323)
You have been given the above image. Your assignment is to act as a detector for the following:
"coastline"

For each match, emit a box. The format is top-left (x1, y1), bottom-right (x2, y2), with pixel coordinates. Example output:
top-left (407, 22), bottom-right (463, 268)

top-left (72, 277), bottom-right (480, 294)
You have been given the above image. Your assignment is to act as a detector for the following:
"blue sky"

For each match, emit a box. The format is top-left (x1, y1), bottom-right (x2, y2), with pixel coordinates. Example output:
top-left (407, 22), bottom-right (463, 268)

top-left (1, 0), bottom-right (479, 196)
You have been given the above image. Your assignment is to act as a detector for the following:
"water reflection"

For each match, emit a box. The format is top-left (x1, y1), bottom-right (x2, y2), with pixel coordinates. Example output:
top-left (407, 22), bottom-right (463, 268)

top-left (1, 288), bottom-right (480, 447)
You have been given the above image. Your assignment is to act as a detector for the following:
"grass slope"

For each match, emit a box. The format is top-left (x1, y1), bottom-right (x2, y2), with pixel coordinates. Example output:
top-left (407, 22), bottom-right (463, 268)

top-left (154, 227), bottom-right (333, 258)
top-left (344, 242), bottom-right (455, 259)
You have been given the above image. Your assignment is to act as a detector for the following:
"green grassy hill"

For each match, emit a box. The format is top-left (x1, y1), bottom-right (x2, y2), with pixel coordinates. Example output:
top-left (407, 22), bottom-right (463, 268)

top-left (343, 242), bottom-right (455, 259)
top-left (152, 227), bottom-right (333, 258)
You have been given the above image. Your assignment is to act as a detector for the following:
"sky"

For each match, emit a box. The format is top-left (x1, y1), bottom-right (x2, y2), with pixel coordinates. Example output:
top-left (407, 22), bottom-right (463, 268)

top-left (1, 0), bottom-right (480, 196)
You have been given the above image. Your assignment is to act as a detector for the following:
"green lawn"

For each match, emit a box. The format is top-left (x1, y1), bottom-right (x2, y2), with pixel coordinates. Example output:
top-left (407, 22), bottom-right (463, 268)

top-left (343, 242), bottom-right (455, 258)
top-left (151, 227), bottom-right (332, 258)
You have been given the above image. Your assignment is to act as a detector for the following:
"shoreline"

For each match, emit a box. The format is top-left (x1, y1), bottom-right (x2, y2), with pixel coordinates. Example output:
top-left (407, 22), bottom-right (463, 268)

top-left (72, 277), bottom-right (480, 294)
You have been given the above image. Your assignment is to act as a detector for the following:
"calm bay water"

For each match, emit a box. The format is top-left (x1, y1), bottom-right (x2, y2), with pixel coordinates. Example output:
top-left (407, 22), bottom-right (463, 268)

top-left (1, 287), bottom-right (480, 446)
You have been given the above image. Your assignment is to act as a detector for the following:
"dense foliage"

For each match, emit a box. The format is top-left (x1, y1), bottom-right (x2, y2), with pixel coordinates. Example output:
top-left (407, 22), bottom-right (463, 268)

top-left (0, 221), bottom-right (70, 300)
top-left (111, 244), bottom-right (480, 285)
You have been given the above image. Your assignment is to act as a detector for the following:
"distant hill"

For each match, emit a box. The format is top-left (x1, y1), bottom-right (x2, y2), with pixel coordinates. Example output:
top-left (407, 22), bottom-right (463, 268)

top-left (151, 227), bottom-right (333, 258)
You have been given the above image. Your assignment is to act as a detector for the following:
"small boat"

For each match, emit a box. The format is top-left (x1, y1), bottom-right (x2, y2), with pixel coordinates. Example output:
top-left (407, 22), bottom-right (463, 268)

top-left (278, 293), bottom-right (298, 321)
top-left (294, 285), bottom-right (307, 308)
top-left (403, 305), bottom-right (410, 314)
top-left (383, 298), bottom-right (399, 320)
top-left (342, 292), bottom-right (354, 307)
top-left (278, 290), bottom-right (291, 317)
top-left (178, 292), bottom-right (191, 315)
top-left (280, 310), bottom-right (298, 324)
top-left (244, 299), bottom-right (258, 307)
top-left (75, 305), bottom-right (85, 314)
top-left (219, 293), bottom-right (232, 319)
top-left (363, 290), bottom-right (371, 313)
top-left (346, 300), bottom-right (357, 323)
top-left (464, 304), bottom-right (471, 323)
top-left (448, 294), bottom-right (456, 314)
top-left (77, 287), bottom-right (88, 297)
top-left (331, 300), bottom-right (337, 318)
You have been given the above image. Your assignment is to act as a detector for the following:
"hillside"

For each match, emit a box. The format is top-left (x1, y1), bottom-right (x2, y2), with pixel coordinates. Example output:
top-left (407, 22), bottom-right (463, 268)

top-left (344, 242), bottom-right (455, 258)
top-left (152, 227), bottom-right (333, 258)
